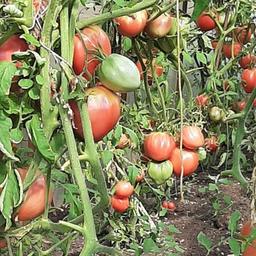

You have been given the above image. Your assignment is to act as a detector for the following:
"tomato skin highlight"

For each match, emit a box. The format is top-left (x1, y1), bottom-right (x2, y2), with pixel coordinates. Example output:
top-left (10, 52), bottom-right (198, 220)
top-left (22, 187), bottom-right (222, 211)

top-left (144, 132), bottom-right (176, 162)
top-left (70, 86), bottom-right (120, 142)
top-left (241, 68), bottom-right (256, 93)
top-left (148, 160), bottom-right (173, 185)
top-left (196, 12), bottom-right (216, 31)
top-left (169, 147), bottom-right (199, 177)
top-left (239, 54), bottom-right (256, 69)
top-left (73, 26), bottom-right (111, 79)
top-left (223, 42), bottom-right (242, 59)
top-left (16, 168), bottom-right (53, 222)
top-left (114, 181), bottom-right (134, 199)
top-left (114, 10), bottom-right (148, 37)
top-left (111, 195), bottom-right (129, 213)
top-left (98, 54), bottom-right (141, 92)
top-left (0, 35), bottom-right (28, 62)
top-left (145, 13), bottom-right (173, 38)
top-left (182, 126), bottom-right (205, 150)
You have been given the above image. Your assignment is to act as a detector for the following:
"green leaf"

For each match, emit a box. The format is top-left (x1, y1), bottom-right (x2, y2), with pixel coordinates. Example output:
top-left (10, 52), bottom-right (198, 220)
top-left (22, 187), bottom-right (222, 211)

top-left (35, 75), bottom-right (44, 85)
top-left (228, 238), bottom-right (240, 256)
top-left (10, 128), bottom-right (24, 143)
top-left (122, 37), bottom-right (132, 52)
top-left (21, 33), bottom-right (40, 47)
top-left (122, 126), bottom-right (139, 148)
top-left (228, 210), bottom-right (241, 236)
top-left (182, 51), bottom-right (193, 64)
top-left (0, 62), bottom-right (17, 98)
top-left (196, 52), bottom-right (207, 64)
top-left (28, 115), bottom-right (56, 161)
top-left (127, 165), bottom-right (139, 185)
top-left (0, 162), bottom-right (23, 230)
top-left (101, 151), bottom-right (113, 166)
top-left (28, 86), bottom-right (40, 100)
top-left (143, 238), bottom-right (160, 253)
top-left (191, 0), bottom-right (211, 21)
top-left (18, 79), bottom-right (33, 89)
top-left (197, 232), bottom-right (212, 252)
top-left (0, 112), bottom-right (18, 161)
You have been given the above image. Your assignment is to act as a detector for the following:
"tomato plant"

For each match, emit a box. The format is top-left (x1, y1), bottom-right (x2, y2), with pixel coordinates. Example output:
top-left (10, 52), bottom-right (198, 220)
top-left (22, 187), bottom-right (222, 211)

top-left (144, 132), bottom-right (176, 161)
top-left (114, 10), bottom-right (148, 37)
top-left (70, 86), bottom-right (120, 141)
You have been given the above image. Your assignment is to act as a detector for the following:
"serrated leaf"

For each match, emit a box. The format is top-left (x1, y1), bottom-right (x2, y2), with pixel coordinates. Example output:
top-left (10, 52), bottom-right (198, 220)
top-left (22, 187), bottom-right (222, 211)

top-left (228, 210), bottom-right (241, 236)
top-left (228, 238), bottom-right (240, 256)
top-left (28, 115), bottom-right (56, 161)
top-left (197, 232), bottom-right (212, 252)
top-left (182, 51), bottom-right (193, 64)
top-left (21, 34), bottom-right (40, 47)
top-left (0, 62), bottom-right (17, 98)
top-left (18, 79), bottom-right (33, 89)
top-left (191, 0), bottom-right (211, 21)
top-left (0, 162), bottom-right (23, 230)
top-left (101, 151), bottom-right (113, 166)
top-left (196, 52), bottom-right (207, 64)
top-left (143, 238), bottom-right (160, 253)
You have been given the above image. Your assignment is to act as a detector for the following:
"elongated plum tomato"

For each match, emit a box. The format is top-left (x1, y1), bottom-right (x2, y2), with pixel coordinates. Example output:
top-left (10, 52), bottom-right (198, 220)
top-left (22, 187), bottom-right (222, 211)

top-left (235, 26), bottom-right (252, 44)
top-left (169, 147), bottom-right (199, 176)
top-left (73, 26), bottom-right (111, 79)
top-left (145, 13), bottom-right (173, 38)
top-left (241, 68), bottom-right (256, 93)
top-left (223, 42), bottom-right (242, 58)
top-left (0, 35), bottom-right (28, 62)
top-left (181, 126), bottom-right (204, 150)
top-left (239, 54), bottom-right (256, 69)
top-left (114, 181), bottom-right (134, 199)
top-left (69, 86), bottom-right (120, 142)
top-left (144, 132), bottom-right (176, 162)
top-left (196, 94), bottom-right (208, 106)
top-left (111, 195), bottom-right (129, 213)
top-left (196, 12), bottom-right (216, 31)
top-left (16, 168), bottom-right (53, 221)
top-left (98, 54), bottom-right (140, 92)
top-left (114, 10), bottom-right (148, 37)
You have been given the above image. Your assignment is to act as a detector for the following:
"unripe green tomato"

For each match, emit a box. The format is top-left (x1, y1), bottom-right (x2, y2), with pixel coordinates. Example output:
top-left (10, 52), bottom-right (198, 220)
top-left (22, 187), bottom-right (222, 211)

top-left (209, 106), bottom-right (225, 122)
top-left (98, 53), bottom-right (141, 92)
top-left (148, 160), bottom-right (173, 185)
top-left (198, 147), bottom-right (207, 161)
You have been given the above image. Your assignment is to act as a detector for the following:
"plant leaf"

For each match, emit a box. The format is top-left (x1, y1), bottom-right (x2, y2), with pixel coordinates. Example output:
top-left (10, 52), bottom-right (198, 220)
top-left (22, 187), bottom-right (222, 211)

top-left (192, 0), bottom-right (211, 21)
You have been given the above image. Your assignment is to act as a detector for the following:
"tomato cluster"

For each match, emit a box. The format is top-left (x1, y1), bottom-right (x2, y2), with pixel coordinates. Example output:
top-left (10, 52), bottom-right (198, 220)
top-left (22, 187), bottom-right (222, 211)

top-left (240, 221), bottom-right (256, 256)
top-left (162, 200), bottom-right (176, 212)
top-left (111, 181), bottom-right (134, 213)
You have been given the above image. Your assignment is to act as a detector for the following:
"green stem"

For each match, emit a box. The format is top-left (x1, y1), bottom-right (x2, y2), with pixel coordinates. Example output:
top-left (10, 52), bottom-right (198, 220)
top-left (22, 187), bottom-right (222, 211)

top-left (77, 0), bottom-right (157, 29)
top-left (78, 102), bottom-right (109, 210)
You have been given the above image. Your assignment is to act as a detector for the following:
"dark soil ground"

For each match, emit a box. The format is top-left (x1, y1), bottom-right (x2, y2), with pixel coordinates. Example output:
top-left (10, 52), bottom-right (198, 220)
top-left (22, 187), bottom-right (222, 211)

top-left (66, 173), bottom-right (250, 256)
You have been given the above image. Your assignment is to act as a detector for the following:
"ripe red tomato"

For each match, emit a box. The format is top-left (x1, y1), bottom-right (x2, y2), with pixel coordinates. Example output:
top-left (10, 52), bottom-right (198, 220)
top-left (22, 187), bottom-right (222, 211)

top-left (223, 42), bottom-right (242, 58)
top-left (16, 168), bottom-right (53, 221)
top-left (114, 10), bottom-right (148, 37)
top-left (145, 13), bottom-right (173, 38)
top-left (167, 202), bottom-right (176, 211)
top-left (70, 86), bottom-right (120, 142)
top-left (240, 221), bottom-right (256, 256)
top-left (182, 126), bottom-right (205, 150)
top-left (162, 201), bottom-right (168, 209)
top-left (111, 195), bottom-right (129, 213)
top-left (0, 239), bottom-right (7, 249)
top-left (143, 132), bottom-right (176, 162)
top-left (136, 59), bottom-right (164, 81)
top-left (241, 68), bottom-right (256, 93)
top-left (235, 26), bottom-right (252, 44)
top-left (241, 221), bottom-right (254, 237)
top-left (196, 12), bottom-right (216, 31)
top-left (205, 136), bottom-right (219, 152)
top-left (243, 243), bottom-right (256, 256)
top-left (169, 147), bottom-right (199, 176)
top-left (114, 181), bottom-right (134, 199)
top-left (239, 54), bottom-right (256, 69)
top-left (73, 26), bottom-right (111, 79)
top-left (236, 100), bottom-right (246, 112)
top-left (0, 35), bottom-right (28, 62)
top-left (196, 94), bottom-right (209, 106)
